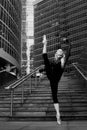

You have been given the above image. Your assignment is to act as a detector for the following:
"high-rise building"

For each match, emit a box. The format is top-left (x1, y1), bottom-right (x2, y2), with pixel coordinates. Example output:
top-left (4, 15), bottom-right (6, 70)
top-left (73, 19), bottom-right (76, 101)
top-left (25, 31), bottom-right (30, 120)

top-left (33, 0), bottom-right (87, 74)
top-left (0, 0), bottom-right (21, 75)
top-left (26, 0), bottom-right (34, 73)
top-left (21, 0), bottom-right (27, 75)
top-left (21, 0), bottom-right (34, 75)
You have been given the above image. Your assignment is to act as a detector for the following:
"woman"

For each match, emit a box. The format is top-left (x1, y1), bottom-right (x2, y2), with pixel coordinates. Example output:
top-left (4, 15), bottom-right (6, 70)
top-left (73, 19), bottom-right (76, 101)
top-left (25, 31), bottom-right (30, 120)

top-left (42, 35), bottom-right (71, 124)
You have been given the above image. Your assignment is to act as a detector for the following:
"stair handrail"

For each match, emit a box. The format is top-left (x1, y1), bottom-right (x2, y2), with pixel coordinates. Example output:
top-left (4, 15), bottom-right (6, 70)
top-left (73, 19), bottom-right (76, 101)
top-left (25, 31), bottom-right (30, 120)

top-left (5, 64), bottom-right (45, 117)
top-left (0, 69), bottom-right (6, 73)
top-left (5, 64), bottom-right (44, 90)
top-left (0, 66), bottom-right (17, 75)
top-left (77, 63), bottom-right (87, 75)
top-left (72, 62), bottom-right (87, 81)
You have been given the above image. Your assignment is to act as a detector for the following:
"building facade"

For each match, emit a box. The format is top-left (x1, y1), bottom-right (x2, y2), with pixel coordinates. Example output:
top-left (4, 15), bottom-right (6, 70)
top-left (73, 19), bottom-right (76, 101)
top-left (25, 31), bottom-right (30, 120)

top-left (33, 0), bottom-right (87, 74)
top-left (21, 0), bottom-right (34, 76)
top-left (21, 0), bottom-right (27, 75)
top-left (26, 0), bottom-right (34, 73)
top-left (0, 0), bottom-right (21, 75)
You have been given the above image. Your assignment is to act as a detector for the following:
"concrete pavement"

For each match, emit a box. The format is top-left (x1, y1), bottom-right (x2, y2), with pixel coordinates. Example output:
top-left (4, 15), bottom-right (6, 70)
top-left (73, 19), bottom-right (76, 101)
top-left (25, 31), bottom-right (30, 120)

top-left (0, 121), bottom-right (87, 130)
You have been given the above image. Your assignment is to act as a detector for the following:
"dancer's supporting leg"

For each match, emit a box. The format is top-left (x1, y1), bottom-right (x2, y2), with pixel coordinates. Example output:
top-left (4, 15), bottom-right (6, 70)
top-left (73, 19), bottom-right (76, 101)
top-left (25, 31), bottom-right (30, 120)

top-left (51, 83), bottom-right (61, 124)
top-left (54, 103), bottom-right (61, 124)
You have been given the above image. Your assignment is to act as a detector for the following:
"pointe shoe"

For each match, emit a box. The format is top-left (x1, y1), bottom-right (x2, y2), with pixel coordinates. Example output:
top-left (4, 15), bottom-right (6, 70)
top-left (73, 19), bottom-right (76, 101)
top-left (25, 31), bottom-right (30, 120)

top-left (56, 114), bottom-right (61, 125)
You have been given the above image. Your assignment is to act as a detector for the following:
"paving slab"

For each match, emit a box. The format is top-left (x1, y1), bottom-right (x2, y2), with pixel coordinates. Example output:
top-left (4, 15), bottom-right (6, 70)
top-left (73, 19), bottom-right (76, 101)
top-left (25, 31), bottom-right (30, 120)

top-left (0, 121), bottom-right (87, 130)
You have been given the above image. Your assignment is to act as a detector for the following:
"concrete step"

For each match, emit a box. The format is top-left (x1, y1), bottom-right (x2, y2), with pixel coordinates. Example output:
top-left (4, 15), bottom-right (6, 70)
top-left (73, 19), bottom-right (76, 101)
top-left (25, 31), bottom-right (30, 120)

top-left (0, 75), bottom-right (86, 121)
top-left (15, 111), bottom-right (46, 117)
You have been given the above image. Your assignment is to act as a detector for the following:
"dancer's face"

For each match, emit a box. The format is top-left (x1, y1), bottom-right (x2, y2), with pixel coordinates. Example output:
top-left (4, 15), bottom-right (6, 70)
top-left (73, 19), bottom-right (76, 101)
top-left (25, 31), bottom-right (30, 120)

top-left (54, 49), bottom-right (63, 61)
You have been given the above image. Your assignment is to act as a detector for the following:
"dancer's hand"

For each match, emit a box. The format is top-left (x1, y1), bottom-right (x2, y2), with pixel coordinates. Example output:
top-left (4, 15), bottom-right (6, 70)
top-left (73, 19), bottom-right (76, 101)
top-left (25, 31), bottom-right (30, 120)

top-left (42, 35), bottom-right (47, 45)
top-left (62, 37), bottom-right (69, 45)
top-left (63, 38), bottom-right (71, 48)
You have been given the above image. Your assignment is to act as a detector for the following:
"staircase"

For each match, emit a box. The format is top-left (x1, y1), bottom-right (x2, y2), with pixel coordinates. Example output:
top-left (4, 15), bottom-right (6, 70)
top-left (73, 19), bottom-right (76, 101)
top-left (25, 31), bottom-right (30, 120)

top-left (0, 72), bottom-right (87, 121)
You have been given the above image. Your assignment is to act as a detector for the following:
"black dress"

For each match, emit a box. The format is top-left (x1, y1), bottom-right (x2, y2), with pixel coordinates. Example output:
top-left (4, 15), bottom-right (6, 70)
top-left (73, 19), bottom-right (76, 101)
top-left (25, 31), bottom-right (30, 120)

top-left (43, 53), bottom-right (64, 103)
top-left (42, 44), bottom-right (71, 103)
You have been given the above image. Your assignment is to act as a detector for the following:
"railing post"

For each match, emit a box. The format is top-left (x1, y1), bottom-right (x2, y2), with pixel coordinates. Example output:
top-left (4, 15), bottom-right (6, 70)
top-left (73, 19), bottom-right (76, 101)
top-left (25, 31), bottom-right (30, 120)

top-left (21, 84), bottom-right (24, 104)
top-left (39, 75), bottom-right (41, 83)
top-left (35, 75), bottom-right (37, 87)
top-left (30, 76), bottom-right (32, 94)
top-left (10, 89), bottom-right (13, 117)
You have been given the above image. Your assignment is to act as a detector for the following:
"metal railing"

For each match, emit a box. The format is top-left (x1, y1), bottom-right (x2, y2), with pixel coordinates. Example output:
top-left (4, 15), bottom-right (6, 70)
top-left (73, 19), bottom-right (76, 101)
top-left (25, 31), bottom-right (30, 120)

top-left (72, 63), bottom-right (87, 81)
top-left (0, 66), bottom-right (16, 75)
top-left (4, 65), bottom-right (44, 117)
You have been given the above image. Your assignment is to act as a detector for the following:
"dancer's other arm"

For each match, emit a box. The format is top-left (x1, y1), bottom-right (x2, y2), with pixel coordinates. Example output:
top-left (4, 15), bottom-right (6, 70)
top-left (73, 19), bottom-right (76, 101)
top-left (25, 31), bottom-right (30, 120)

top-left (61, 39), bottom-right (71, 68)
top-left (65, 39), bottom-right (71, 64)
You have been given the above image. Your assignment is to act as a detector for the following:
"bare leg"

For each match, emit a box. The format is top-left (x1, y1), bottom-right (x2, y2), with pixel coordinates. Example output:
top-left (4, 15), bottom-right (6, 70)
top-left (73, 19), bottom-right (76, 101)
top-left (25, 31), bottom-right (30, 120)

top-left (54, 103), bottom-right (61, 124)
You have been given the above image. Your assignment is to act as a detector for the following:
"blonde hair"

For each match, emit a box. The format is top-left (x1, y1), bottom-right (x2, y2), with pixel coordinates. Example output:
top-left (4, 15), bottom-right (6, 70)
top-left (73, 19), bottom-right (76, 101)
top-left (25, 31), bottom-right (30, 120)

top-left (56, 49), bottom-right (64, 56)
